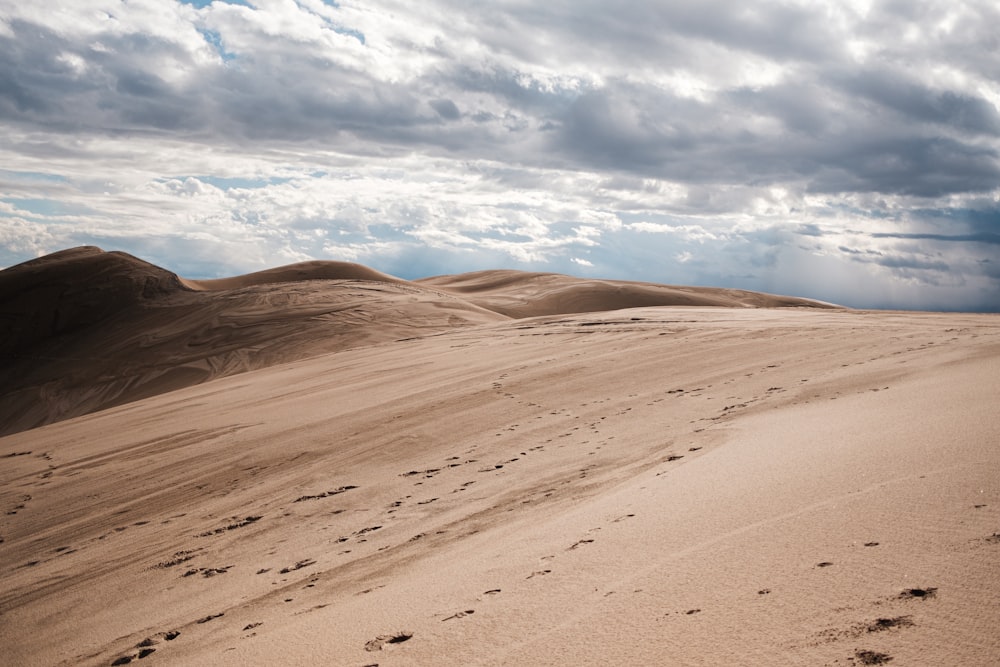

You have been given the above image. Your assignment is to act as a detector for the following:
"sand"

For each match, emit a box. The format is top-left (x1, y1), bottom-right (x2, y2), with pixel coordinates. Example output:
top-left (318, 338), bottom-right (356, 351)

top-left (1, 248), bottom-right (998, 666)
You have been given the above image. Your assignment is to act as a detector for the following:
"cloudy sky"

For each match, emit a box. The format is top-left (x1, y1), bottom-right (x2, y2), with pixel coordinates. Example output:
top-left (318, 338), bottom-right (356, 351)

top-left (1, 0), bottom-right (998, 311)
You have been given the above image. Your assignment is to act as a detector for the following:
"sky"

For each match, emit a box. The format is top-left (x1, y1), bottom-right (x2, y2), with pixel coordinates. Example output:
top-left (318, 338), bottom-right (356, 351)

top-left (1, 0), bottom-right (999, 311)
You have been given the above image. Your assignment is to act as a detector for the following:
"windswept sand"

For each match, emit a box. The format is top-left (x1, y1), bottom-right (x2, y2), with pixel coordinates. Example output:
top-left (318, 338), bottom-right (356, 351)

top-left (1, 249), bottom-right (999, 666)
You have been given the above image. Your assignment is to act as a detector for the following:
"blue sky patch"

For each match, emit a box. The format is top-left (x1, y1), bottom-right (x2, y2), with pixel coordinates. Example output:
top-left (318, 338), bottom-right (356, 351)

top-left (0, 171), bottom-right (68, 183)
top-left (195, 176), bottom-right (293, 190)
top-left (2, 198), bottom-right (90, 217)
top-left (198, 29), bottom-right (237, 61)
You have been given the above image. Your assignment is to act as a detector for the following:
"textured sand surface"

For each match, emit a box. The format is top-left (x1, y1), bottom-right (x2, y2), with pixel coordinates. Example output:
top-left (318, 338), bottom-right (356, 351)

top-left (1, 249), bottom-right (998, 666)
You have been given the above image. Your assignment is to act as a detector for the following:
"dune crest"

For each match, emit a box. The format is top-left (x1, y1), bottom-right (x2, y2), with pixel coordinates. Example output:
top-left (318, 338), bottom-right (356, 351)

top-left (0, 246), bottom-right (186, 350)
top-left (419, 270), bottom-right (838, 317)
top-left (181, 260), bottom-right (406, 291)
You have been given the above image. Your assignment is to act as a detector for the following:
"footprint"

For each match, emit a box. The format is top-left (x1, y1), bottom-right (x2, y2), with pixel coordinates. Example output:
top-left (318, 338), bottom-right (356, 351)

top-left (567, 539), bottom-right (594, 550)
top-left (279, 559), bottom-right (316, 574)
top-left (196, 613), bottom-right (224, 624)
top-left (441, 609), bottom-right (475, 621)
top-left (111, 647), bottom-right (157, 664)
top-left (864, 616), bottom-right (913, 633)
top-left (526, 569), bottom-right (551, 579)
top-left (364, 632), bottom-right (413, 652)
top-left (196, 515), bottom-right (262, 537)
top-left (400, 469), bottom-right (441, 479)
top-left (854, 649), bottom-right (893, 664)
top-left (356, 585), bottom-right (385, 595)
top-left (898, 587), bottom-right (936, 600)
top-left (293, 486), bottom-right (358, 503)
top-left (183, 565), bottom-right (232, 578)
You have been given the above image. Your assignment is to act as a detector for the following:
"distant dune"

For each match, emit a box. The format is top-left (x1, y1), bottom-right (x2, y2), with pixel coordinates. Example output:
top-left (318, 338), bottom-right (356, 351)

top-left (419, 269), bottom-right (837, 317)
top-left (0, 247), bottom-right (836, 436)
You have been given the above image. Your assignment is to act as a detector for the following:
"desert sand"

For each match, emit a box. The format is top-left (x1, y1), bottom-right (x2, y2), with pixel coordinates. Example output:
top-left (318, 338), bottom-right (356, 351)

top-left (1, 247), bottom-right (998, 666)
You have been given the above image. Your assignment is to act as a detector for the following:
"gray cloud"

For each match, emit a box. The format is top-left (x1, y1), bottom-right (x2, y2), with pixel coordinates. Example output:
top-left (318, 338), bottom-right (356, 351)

top-left (872, 231), bottom-right (1000, 245)
top-left (429, 98), bottom-right (460, 120)
top-left (842, 67), bottom-right (1000, 136)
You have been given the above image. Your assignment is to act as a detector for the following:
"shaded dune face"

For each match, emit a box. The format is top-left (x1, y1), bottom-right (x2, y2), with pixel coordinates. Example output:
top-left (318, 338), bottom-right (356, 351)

top-left (0, 247), bottom-right (836, 436)
top-left (0, 246), bottom-right (186, 351)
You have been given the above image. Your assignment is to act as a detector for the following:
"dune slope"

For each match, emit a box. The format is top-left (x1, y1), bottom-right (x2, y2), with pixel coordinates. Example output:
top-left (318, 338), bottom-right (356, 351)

top-left (0, 248), bottom-right (504, 436)
top-left (0, 307), bottom-right (997, 666)
top-left (0, 248), bottom-right (836, 436)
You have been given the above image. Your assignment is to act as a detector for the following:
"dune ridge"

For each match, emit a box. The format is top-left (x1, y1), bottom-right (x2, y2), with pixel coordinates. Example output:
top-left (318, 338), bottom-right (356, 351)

top-left (0, 247), bottom-right (836, 436)
top-left (181, 260), bottom-right (406, 291)
top-left (419, 270), bottom-right (838, 317)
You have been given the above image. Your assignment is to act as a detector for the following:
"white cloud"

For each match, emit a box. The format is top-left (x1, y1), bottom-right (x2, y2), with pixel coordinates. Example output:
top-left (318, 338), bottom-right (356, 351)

top-left (0, 0), bottom-right (997, 310)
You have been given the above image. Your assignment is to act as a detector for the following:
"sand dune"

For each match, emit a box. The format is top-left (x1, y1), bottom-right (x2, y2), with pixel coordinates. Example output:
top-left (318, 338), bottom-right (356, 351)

top-left (0, 248), bottom-right (834, 436)
top-left (418, 270), bottom-right (837, 317)
top-left (181, 260), bottom-right (406, 292)
top-left (1, 250), bottom-right (998, 666)
top-left (0, 248), bottom-right (502, 436)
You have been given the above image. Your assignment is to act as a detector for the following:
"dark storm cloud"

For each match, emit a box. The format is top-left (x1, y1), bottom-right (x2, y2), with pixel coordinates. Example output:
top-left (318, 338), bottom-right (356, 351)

top-left (0, 17), bottom-right (428, 143)
top-left (554, 87), bottom-right (696, 170)
top-left (872, 206), bottom-right (1000, 245)
top-left (446, 64), bottom-right (575, 114)
top-left (0, 23), bottom-right (75, 118)
top-left (429, 98), bottom-right (460, 120)
top-left (841, 67), bottom-right (1000, 136)
top-left (0, 19), bottom-right (210, 133)
top-left (797, 224), bottom-right (826, 237)
top-left (868, 254), bottom-right (950, 272)
top-left (873, 232), bottom-right (1000, 245)
top-left (811, 136), bottom-right (1000, 197)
